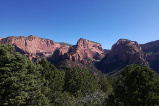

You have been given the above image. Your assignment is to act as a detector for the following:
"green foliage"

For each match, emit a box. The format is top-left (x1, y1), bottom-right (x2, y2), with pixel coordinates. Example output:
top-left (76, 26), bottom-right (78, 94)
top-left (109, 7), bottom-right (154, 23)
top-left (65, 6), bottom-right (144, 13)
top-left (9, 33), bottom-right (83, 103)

top-left (4, 43), bottom-right (159, 105)
top-left (57, 42), bottom-right (72, 47)
top-left (98, 77), bottom-right (112, 93)
top-left (0, 43), bottom-right (112, 105)
top-left (64, 67), bottom-right (99, 97)
top-left (53, 91), bottom-right (76, 106)
top-left (0, 44), bottom-right (49, 105)
top-left (106, 64), bottom-right (159, 106)
top-left (39, 59), bottom-right (65, 104)
top-left (39, 59), bottom-right (65, 92)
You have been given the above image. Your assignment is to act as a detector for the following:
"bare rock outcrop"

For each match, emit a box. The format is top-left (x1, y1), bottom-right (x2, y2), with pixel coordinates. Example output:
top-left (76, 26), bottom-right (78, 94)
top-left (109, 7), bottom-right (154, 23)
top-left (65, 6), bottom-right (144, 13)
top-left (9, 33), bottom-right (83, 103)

top-left (140, 40), bottom-right (159, 54)
top-left (146, 54), bottom-right (159, 72)
top-left (48, 45), bottom-right (70, 61)
top-left (1, 35), bottom-right (60, 54)
top-left (140, 40), bottom-right (159, 72)
top-left (99, 39), bottom-right (148, 74)
top-left (66, 38), bottom-right (105, 62)
top-left (48, 38), bottom-right (105, 64)
top-left (0, 36), bottom-right (105, 64)
top-left (0, 35), bottom-right (61, 54)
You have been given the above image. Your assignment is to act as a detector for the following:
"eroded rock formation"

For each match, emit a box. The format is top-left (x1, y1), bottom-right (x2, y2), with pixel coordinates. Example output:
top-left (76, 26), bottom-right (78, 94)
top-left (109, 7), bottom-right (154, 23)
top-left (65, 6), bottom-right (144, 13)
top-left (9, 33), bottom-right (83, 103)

top-left (0, 36), bottom-right (105, 64)
top-left (99, 39), bottom-right (148, 74)
top-left (140, 40), bottom-right (159, 54)
top-left (2, 35), bottom-right (159, 75)
top-left (0, 35), bottom-right (61, 54)
top-left (70, 38), bottom-right (105, 60)
top-left (49, 38), bottom-right (105, 64)
top-left (140, 40), bottom-right (159, 72)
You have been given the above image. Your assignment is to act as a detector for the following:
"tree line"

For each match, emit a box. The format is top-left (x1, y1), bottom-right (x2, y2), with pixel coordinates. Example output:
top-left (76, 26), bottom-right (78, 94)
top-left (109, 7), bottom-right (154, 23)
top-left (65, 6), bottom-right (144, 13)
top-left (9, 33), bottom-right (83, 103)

top-left (0, 44), bottom-right (159, 106)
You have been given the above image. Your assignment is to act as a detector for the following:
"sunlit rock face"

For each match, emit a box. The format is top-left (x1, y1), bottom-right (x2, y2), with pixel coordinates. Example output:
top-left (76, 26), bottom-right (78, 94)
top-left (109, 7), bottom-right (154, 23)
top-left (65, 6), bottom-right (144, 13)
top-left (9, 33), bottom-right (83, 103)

top-left (0, 35), bottom-right (61, 54)
top-left (49, 38), bottom-right (105, 64)
top-left (65, 38), bottom-right (105, 62)
top-left (0, 36), bottom-right (105, 64)
top-left (99, 39), bottom-right (148, 73)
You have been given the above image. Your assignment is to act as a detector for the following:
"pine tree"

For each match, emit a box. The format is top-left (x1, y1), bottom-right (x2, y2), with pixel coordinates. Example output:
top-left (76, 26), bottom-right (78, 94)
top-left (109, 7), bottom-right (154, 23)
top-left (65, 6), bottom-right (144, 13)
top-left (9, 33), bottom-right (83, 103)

top-left (106, 64), bottom-right (159, 106)
top-left (0, 44), bottom-right (50, 105)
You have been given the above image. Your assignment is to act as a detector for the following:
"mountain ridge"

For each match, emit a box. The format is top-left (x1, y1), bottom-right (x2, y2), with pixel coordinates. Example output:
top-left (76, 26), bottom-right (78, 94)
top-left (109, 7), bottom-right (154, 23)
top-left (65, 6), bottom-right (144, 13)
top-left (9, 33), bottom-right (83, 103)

top-left (1, 35), bottom-right (159, 76)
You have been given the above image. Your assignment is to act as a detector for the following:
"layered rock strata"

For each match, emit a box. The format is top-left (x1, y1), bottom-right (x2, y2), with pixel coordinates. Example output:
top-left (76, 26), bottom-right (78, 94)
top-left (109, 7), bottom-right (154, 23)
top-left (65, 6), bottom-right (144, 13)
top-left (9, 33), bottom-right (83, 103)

top-left (0, 36), bottom-right (105, 64)
top-left (140, 40), bottom-right (159, 72)
top-left (99, 39), bottom-right (148, 73)
top-left (0, 35), bottom-right (61, 54)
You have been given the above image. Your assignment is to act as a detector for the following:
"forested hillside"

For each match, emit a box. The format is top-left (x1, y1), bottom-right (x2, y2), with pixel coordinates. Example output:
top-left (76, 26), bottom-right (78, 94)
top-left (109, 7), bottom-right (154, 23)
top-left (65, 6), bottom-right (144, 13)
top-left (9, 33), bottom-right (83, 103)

top-left (0, 44), bottom-right (159, 106)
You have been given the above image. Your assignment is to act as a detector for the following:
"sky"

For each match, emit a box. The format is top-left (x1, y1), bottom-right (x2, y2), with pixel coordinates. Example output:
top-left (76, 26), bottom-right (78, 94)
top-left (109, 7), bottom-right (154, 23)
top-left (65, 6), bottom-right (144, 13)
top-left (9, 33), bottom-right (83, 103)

top-left (0, 0), bottom-right (159, 49)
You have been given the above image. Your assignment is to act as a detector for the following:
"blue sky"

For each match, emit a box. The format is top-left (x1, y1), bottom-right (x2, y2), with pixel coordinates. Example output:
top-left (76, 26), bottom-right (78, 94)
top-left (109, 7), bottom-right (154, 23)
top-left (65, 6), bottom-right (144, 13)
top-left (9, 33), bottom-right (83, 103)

top-left (0, 0), bottom-right (159, 49)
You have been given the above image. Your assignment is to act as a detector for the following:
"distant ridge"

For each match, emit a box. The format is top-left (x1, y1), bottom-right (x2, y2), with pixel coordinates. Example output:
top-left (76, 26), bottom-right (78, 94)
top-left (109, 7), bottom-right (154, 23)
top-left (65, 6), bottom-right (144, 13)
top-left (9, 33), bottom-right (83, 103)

top-left (1, 35), bottom-right (159, 76)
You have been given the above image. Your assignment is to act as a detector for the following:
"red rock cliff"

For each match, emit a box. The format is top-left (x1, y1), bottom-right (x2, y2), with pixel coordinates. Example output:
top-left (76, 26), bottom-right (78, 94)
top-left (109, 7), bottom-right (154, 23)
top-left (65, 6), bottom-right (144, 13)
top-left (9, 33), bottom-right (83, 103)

top-left (140, 40), bottom-right (159, 72)
top-left (48, 38), bottom-right (105, 63)
top-left (99, 39), bottom-right (148, 73)
top-left (106, 39), bottom-right (148, 65)
top-left (0, 36), bottom-right (105, 64)
top-left (140, 40), bottom-right (159, 54)
top-left (0, 35), bottom-right (61, 54)
top-left (66, 38), bottom-right (105, 62)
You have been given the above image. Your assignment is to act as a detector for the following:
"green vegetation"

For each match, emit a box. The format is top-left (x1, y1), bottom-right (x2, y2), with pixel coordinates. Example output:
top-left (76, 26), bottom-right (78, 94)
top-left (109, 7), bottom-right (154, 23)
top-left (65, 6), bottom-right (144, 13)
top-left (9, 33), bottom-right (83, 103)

top-left (0, 44), bottom-right (49, 105)
top-left (106, 64), bottom-right (159, 106)
top-left (0, 44), bottom-right (159, 105)
top-left (57, 42), bottom-right (73, 47)
top-left (64, 67), bottom-right (99, 97)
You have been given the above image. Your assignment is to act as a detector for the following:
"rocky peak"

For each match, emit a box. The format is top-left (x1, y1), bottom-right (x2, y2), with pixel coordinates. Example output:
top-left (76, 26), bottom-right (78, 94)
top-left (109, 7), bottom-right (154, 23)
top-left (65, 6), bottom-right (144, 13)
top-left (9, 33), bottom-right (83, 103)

top-left (140, 40), bottom-right (159, 54)
top-left (111, 39), bottom-right (142, 55)
top-left (0, 35), bottom-right (61, 54)
top-left (73, 38), bottom-right (105, 60)
top-left (27, 35), bottom-right (38, 40)
top-left (28, 35), bottom-right (35, 38)
top-left (49, 38), bottom-right (105, 64)
top-left (99, 39), bottom-right (148, 74)
top-left (140, 40), bottom-right (159, 72)
top-left (109, 39), bottom-right (147, 64)
top-left (0, 36), bottom-right (105, 64)
top-left (76, 38), bottom-right (104, 54)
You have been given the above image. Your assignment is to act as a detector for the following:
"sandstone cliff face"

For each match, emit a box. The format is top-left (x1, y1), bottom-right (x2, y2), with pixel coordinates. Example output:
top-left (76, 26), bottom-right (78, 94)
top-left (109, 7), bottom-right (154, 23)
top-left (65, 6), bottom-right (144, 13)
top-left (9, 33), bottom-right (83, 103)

top-left (0, 36), bottom-right (105, 63)
top-left (66, 38), bottom-right (105, 62)
top-left (140, 40), bottom-right (159, 54)
top-left (0, 35), bottom-right (61, 54)
top-left (140, 40), bottom-right (159, 72)
top-left (48, 38), bottom-right (105, 64)
top-left (3, 35), bottom-right (159, 75)
top-left (48, 45), bottom-right (70, 61)
top-left (99, 39), bottom-right (148, 74)
top-left (146, 54), bottom-right (159, 72)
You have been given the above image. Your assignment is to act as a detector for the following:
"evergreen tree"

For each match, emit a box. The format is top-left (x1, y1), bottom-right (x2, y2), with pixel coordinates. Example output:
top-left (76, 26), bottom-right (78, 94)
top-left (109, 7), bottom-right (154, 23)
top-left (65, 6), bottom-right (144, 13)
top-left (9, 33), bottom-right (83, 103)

top-left (98, 76), bottom-right (112, 93)
top-left (64, 67), bottom-right (99, 97)
top-left (106, 64), bottom-right (159, 106)
top-left (39, 59), bottom-right (65, 104)
top-left (0, 44), bottom-right (50, 105)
